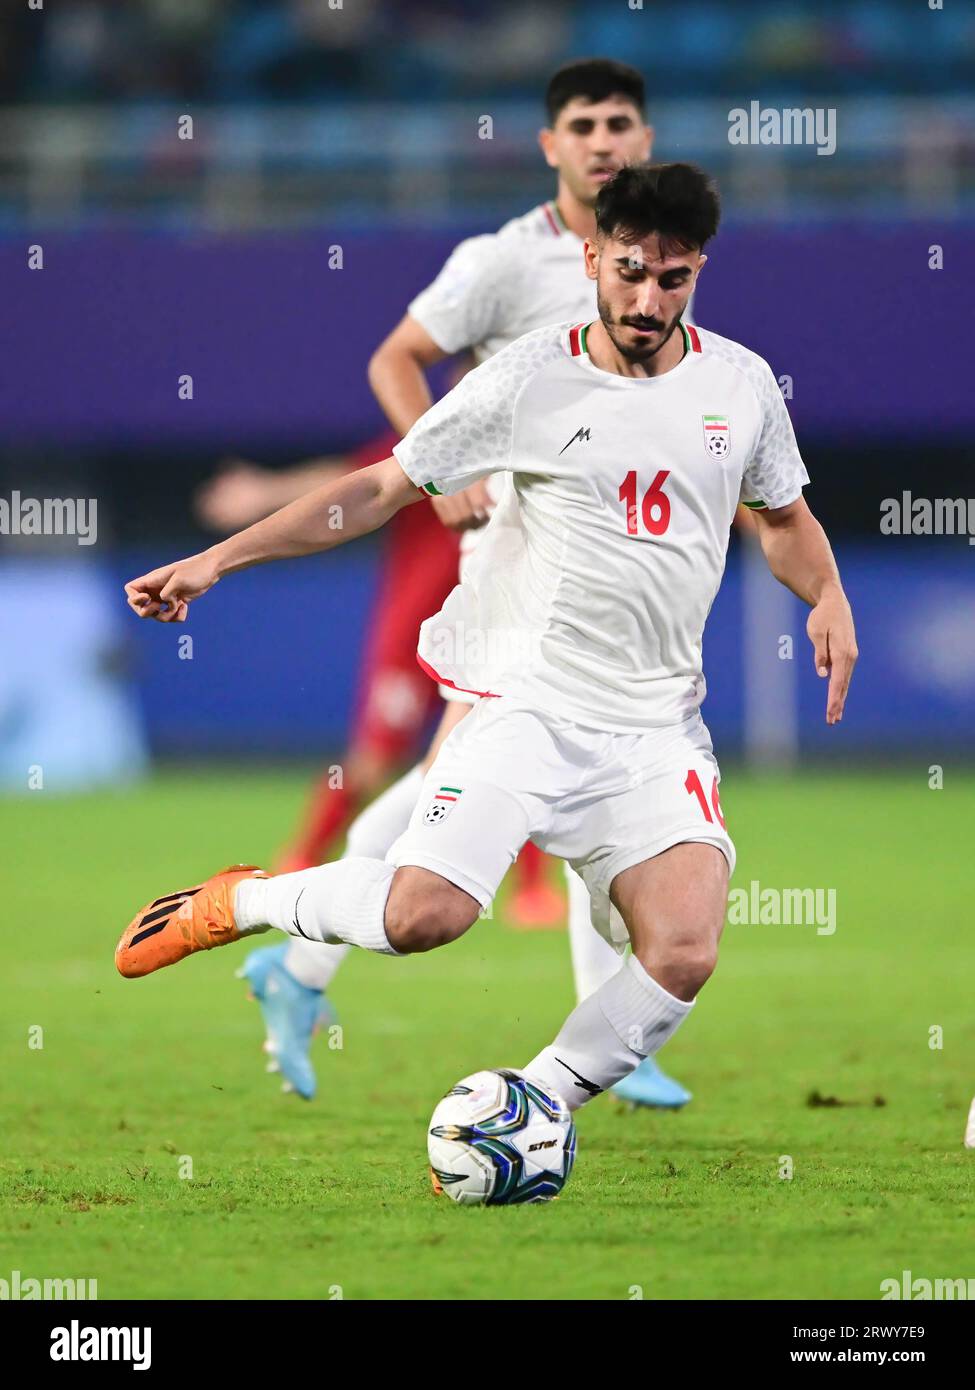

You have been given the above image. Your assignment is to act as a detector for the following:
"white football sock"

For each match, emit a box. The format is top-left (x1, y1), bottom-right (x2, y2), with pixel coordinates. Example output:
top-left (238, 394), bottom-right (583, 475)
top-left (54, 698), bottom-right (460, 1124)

top-left (235, 858), bottom-right (400, 955)
top-left (281, 765), bottom-right (424, 989)
top-left (345, 764), bottom-right (425, 860)
top-left (283, 938), bottom-right (350, 991)
top-left (522, 956), bottom-right (693, 1110)
top-left (565, 863), bottom-right (627, 1000)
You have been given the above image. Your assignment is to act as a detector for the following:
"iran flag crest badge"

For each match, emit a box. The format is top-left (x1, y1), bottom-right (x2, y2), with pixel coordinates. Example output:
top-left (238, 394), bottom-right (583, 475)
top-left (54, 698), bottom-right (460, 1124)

top-left (703, 415), bottom-right (730, 459)
top-left (424, 785), bottom-right (462, 825)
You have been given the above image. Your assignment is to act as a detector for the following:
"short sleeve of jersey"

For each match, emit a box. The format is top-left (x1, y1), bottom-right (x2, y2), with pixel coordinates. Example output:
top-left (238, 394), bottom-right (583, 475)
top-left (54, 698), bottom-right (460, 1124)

top-left (393, 325), bottom-right (564, 497)
top-left (407, 234), bottom-right (507, 355)
top-left (740, 361), bottom-right (810, 511)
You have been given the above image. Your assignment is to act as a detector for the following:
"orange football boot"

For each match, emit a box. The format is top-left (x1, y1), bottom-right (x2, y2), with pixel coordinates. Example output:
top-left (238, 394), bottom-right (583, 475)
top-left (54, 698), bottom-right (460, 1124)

top-left (115, 864), bottom-right (269, 978)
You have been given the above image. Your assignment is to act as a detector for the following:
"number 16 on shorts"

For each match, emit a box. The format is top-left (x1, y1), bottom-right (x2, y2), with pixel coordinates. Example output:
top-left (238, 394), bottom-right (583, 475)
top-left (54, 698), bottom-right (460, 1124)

top-left (684, 768), bottom-right (726, 829)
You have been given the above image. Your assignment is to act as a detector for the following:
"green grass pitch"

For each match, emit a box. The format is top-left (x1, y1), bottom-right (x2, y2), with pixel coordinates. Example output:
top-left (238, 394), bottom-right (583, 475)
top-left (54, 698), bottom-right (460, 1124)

top-left (1, 767), bottom-right (972, 1300)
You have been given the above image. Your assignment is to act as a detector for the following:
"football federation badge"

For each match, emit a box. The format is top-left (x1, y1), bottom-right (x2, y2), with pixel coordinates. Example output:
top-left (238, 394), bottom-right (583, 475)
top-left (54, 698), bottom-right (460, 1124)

top-left (703, 414), bottom-right (730, 459)
top-left (424, 786), bottom-right (462, 825)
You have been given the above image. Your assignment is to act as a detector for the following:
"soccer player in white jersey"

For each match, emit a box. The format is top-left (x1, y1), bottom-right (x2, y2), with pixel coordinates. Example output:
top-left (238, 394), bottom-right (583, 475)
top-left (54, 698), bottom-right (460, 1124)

top-left (117, 163), bottom-right (858, 1131)
top-left (240, 58), bottom-right (694, 1108)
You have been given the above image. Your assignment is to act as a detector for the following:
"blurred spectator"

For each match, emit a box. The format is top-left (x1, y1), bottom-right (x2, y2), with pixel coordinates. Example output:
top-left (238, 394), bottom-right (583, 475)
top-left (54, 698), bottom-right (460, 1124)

top-left (8, 0), bottom-right (974, 105)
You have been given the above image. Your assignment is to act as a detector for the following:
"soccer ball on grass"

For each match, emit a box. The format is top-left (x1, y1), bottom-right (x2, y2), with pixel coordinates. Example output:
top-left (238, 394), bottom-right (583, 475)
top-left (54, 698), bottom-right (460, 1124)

top-left (427, 1068), bottom-right (576, 1205)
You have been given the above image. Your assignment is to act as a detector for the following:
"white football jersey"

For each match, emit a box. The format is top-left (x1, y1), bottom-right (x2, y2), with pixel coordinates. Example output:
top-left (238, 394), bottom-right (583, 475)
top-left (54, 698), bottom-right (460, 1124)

top-left (408, 200), bottom-right (695, 557)
top-left (393, 319), bottom-right (808, 732)
top-left (408, 202), bottom-right (596, 364)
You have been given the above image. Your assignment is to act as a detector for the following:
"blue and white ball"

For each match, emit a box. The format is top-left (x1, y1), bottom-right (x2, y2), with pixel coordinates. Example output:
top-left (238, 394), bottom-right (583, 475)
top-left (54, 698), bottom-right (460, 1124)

top-left (428, 1069), bottom-right (576, 1205)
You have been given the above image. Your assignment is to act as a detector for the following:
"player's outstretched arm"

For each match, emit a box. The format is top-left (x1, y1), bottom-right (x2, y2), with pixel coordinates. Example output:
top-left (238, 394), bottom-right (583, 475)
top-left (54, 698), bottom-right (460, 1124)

top-left (194, 455), bottom-right (351, 533)
top-left (125, 456), bottom-right (420, 623)
top-left (750, 496), bottom-right (858, 724)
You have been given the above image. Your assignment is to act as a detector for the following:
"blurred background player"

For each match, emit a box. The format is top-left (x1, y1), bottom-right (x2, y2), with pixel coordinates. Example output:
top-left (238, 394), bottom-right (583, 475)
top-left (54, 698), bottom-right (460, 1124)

top-left (196, 431), bottom-right (458, 852)
top-left (240, 58), bottom-right (693, 1109)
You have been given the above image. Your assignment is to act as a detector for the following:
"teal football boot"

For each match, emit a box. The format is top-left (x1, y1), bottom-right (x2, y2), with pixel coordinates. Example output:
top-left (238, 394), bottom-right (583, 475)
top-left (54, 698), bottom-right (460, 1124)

top-left (611, 1055), bottom-right (691, 1109)
top-left (238, 943), bottom-right (335, 1100)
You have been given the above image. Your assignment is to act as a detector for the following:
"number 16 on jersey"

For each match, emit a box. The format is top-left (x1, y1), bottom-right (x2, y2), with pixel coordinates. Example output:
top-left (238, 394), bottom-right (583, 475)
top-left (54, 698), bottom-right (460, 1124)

top-left (618, 470), bottom-right (671, 537)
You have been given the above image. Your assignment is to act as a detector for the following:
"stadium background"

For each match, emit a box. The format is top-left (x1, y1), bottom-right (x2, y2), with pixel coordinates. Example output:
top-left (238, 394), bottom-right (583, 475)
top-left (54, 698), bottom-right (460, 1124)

top-left (2, 0), bottom-right (974, 1302)
top-left (2, 0), bottom-right (974, 779)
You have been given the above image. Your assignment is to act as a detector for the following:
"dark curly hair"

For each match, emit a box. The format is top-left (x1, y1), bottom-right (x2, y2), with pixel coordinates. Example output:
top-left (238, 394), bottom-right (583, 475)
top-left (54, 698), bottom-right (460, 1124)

top-left (595, 163), bottom-right (721, 251)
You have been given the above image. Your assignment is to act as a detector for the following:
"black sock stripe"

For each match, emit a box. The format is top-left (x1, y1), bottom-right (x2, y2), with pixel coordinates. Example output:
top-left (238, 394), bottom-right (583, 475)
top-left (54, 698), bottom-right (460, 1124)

top-left (555, 1057), bottom-right (602, 1096)
top-left (291, 887), bottom-right (310, 938)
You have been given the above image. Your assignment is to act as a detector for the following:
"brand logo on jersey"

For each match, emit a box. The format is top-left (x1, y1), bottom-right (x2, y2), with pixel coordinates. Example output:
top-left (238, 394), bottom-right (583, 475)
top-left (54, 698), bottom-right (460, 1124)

top-left (703, 415), bottom-right (730, 458)
top-left (423, 786), bottom-right (462, 825)
top-left (558, 426), bottom-right (591, 455)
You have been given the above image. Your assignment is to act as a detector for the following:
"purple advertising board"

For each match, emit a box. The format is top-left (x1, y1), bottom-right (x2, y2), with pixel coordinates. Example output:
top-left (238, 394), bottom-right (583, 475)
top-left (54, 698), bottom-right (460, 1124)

top-left (3, 221), bottom-right (971, 451)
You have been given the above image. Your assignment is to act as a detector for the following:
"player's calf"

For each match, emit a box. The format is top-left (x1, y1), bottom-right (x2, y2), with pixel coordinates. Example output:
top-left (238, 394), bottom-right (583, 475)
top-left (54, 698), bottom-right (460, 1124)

top-left (522, 843), bottom-right (729, 1109)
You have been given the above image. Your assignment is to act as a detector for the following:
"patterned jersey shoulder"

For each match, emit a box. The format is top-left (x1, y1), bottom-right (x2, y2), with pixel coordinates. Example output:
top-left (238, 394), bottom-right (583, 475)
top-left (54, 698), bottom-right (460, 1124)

top-left (694, 325), bottom-right (807, 510)
top-left (393, 321), bottom-right (571, 497)
top-left (472, 317), bottom-right (573, 391)
top-left (693, 325), bottom-right (782, 411)
top-left (428, 318), bottom-right (571, 448)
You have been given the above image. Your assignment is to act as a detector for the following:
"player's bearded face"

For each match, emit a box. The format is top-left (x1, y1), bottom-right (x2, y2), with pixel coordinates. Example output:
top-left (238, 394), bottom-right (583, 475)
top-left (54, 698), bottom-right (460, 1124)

top-left (595, 234), bottom-right (699, 361)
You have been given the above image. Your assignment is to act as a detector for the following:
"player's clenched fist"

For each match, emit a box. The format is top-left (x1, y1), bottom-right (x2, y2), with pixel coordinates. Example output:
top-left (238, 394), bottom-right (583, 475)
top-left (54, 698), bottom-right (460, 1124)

top-left (125, 552), bottom-right (220, 622)
top-left (430, 478), bottom-right (495, 532)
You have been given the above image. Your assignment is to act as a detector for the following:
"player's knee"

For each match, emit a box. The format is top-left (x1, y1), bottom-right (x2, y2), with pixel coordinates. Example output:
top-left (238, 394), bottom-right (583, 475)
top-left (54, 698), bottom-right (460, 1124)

top-left (672, 943), bottom-right (718, 997)
top-left (384, 869), bottom-right (480, 954)
top-left (636, 937), bottom-right (718, 1001)
top-left (386, 897), bottom-right (475, 953)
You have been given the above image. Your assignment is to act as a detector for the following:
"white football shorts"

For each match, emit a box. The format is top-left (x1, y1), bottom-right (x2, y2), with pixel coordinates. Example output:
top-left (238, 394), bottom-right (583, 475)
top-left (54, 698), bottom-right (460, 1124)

top-left (387, 697), bottom-right (735, 948)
